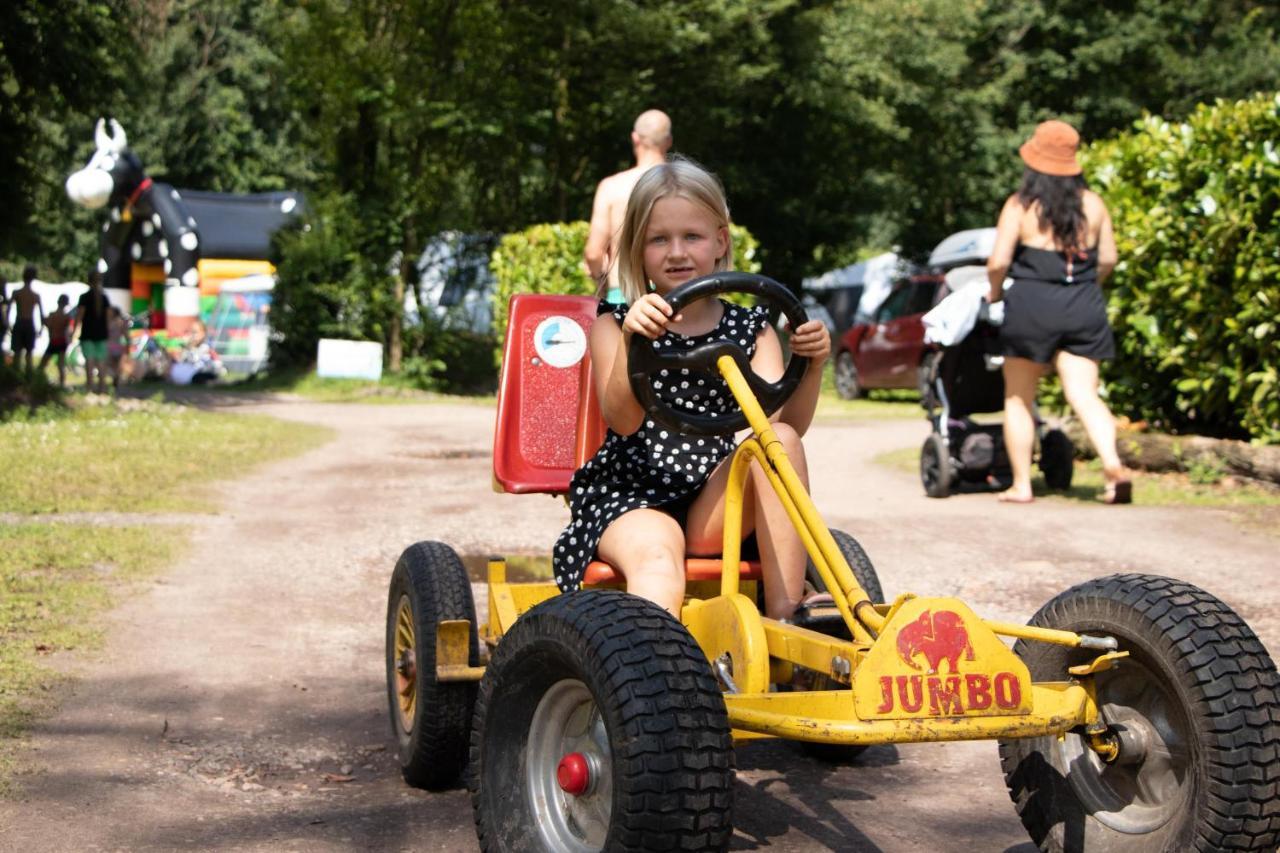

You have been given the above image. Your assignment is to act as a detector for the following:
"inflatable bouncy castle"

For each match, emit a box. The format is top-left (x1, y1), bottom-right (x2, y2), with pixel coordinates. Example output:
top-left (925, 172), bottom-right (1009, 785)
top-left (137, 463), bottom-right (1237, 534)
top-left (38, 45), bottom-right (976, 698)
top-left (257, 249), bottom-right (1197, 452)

top-left (65, 118), bottom-right (302, 338)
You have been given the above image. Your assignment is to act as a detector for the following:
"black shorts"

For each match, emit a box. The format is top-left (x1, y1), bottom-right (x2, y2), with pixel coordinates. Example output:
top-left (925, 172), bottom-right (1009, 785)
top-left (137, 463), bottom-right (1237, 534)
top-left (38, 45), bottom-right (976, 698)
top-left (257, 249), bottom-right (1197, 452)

top-left (1000, 280), bottom-right (1115, 364)
top-left (11, 320), bottom-right (36, 352)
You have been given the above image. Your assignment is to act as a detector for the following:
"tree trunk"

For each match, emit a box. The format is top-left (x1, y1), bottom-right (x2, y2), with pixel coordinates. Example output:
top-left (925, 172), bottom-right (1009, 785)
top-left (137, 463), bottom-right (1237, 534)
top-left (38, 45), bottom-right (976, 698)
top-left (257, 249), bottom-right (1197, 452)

top-left (1063, 420), bottom-right (1280, 485)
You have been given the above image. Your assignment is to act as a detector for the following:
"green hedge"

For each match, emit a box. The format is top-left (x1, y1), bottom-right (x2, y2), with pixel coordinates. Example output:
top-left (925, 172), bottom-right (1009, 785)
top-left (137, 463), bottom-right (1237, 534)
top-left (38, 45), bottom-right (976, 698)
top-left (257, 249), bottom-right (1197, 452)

top-left (489, 221), bottom-right (762, 363)
top-left (1085, 93), bottom-right (1280, 444)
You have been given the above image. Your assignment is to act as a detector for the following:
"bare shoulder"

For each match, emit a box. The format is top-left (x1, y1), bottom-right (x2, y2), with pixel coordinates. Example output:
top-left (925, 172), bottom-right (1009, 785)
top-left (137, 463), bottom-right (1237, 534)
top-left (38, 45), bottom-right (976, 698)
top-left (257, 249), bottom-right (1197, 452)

top-left (1082, 189), bottom-right (1110, 215)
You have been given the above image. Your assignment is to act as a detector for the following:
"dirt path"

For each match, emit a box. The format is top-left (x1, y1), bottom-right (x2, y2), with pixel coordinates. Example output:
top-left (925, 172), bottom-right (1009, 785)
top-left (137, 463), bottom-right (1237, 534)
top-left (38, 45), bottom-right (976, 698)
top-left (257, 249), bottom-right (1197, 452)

top-left (1, 399), bottom-right (1275, 852)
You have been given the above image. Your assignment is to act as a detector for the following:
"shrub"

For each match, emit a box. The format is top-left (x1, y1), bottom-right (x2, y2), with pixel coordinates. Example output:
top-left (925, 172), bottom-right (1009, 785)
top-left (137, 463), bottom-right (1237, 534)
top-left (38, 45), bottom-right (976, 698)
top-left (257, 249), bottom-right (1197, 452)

top-left (1084, 93), bottom-right (1280, 443)
top-left (489, 220), bottom-right (763, 362)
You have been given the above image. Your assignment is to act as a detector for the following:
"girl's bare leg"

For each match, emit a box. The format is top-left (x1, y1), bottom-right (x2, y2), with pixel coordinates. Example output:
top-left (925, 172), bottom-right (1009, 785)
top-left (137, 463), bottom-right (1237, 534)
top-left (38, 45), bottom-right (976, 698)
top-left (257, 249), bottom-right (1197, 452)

top-left (685, 423), bottom-right (809, 620)
top-left (597, 508), bottom-right (687, 615)
top-left (1001, 356), bottom-right (1044, 501)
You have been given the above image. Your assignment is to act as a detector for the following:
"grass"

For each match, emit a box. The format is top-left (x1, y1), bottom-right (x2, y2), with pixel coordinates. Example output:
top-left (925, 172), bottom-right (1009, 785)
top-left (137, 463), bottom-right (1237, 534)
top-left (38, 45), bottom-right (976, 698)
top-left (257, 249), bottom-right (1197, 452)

top-left (0, 401), bottom-right (333, 514)
top-left (226, 366), bottom-right (496, 406)
top-left (873, 446), bottom-right (1280, 509)
top-left (813, 361), bottom-right (925, 421)
top-left (0, 523), bottom-right (182, 791)
top-left (0, 397), bottom-right (333, 790)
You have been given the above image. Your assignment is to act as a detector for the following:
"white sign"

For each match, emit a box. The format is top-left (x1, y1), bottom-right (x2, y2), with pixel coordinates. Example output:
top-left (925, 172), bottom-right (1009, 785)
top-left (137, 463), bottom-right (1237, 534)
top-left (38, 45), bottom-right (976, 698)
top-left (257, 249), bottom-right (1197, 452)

top-left (532, 315), bottom-right (587, 368)
top-left (317, 338), bottom-right (383, 381)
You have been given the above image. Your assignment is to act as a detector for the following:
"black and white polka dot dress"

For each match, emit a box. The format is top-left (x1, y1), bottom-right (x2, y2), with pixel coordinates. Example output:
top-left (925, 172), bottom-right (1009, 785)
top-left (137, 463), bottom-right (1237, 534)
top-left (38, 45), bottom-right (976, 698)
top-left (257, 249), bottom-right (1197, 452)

top-left (552, 299), bottom-right (770, 592)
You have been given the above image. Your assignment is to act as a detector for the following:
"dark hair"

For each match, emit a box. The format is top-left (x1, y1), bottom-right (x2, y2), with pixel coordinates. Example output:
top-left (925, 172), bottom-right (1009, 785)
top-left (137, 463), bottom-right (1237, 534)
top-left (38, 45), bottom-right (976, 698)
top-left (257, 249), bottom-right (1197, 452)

top-left (23, 264), bottom-right (37, 283)
top-left (1017, 168), bottom-right (1089, 252)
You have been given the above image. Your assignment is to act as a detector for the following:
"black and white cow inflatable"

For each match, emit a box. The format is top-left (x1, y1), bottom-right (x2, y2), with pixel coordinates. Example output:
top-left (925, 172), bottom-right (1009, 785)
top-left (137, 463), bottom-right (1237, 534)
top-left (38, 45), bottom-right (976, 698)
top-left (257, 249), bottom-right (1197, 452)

top-left (66, 118), bottom-right (302, 330)
top-left (66, 118), bottom-right (201, 292)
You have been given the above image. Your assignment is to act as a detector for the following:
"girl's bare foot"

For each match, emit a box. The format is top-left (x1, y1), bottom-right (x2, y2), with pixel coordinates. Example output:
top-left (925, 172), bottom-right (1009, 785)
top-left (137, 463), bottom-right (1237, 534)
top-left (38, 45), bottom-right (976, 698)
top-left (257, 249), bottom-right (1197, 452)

top-left (997, 489), bottom-right (1034, 504)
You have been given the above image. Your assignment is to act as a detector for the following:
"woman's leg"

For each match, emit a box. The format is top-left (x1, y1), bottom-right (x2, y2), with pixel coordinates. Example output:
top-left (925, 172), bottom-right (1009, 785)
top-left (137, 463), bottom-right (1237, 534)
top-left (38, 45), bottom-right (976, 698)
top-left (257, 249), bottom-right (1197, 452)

top-left (1054, 350), bottom-right (1125, 479)
top-left (596, 508), bottom-right (687, 615)
top-left (685, 424), bottom-right (809, 620)
top-left (1001, 356), bottom-right (1044, 501)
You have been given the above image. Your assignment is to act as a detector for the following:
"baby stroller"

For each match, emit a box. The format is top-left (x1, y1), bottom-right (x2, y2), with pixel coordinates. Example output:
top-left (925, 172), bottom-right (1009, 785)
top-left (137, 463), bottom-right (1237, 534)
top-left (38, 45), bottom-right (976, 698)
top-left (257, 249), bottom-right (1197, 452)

top-left (919, 312), bottom-right (1074, 498)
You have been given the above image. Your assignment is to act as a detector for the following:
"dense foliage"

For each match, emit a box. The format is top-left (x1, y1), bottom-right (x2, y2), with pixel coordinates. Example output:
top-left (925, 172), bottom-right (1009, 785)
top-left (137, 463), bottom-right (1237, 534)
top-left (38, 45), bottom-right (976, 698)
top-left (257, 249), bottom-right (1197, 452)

top-left (489, 222), bottom-right (762, 360)
top-left (1086, 93), bottom-right (1280, 443)
top-left (4, 0), bottom-right (1279, 436)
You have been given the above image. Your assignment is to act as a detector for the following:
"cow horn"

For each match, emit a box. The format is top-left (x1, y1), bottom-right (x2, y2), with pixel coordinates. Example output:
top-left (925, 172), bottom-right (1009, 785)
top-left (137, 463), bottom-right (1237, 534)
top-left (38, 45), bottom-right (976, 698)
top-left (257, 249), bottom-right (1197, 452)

top-left (108, 118), bottom-right (127, 152)
top-left (94, 118), bottom-right (110, 151)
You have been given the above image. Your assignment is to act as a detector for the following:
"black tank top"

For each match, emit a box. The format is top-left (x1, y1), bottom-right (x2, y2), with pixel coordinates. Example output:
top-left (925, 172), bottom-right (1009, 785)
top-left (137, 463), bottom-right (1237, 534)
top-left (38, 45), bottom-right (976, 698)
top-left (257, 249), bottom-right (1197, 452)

top-left (1010, 245), bottom-right (1098, 286)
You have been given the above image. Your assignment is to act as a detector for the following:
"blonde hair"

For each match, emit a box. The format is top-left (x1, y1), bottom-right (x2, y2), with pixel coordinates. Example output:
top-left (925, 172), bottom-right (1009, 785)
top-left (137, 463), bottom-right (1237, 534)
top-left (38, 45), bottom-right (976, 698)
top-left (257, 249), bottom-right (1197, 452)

top-left (616, 157), bottom-right (734, 304)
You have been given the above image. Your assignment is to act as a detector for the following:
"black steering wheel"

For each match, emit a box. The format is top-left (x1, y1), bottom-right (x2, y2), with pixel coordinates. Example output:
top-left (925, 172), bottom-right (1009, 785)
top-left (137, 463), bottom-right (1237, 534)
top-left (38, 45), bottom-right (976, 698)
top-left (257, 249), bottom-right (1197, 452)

top-left (627, 271), bottom-right (809, 436)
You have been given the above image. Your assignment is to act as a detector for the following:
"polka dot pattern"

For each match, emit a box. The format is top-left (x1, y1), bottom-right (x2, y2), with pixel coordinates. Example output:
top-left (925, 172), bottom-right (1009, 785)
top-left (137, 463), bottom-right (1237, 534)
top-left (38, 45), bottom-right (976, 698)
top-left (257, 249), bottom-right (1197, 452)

top-left (552, 299), bottom-right (769, 592)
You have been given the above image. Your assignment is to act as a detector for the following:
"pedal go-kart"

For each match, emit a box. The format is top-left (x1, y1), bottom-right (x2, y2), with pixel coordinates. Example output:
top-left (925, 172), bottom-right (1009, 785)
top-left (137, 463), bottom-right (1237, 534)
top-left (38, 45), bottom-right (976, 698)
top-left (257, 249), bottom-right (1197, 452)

top-left (385, 273), bottom-right (1280, 852)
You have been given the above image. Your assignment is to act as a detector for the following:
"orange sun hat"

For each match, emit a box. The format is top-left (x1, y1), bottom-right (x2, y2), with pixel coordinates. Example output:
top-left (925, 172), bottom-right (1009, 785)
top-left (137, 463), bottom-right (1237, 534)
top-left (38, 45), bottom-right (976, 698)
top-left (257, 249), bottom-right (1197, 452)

top-left (1019, 120), bottom-right (1083, 176)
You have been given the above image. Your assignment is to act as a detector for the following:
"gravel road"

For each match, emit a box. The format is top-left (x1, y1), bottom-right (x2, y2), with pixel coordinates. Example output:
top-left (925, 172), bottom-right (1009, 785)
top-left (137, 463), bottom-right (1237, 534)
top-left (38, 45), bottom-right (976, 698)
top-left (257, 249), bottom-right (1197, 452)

top-left (0, 398), bottom-right (1275, 852)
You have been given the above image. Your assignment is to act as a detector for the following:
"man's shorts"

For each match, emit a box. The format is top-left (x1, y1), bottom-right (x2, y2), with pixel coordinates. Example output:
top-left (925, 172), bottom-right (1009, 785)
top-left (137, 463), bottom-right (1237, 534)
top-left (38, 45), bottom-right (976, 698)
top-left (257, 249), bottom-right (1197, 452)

top-left (80, 338), bottom-right (108, 362)
top-left (11, 320), bottom-right (36, 351)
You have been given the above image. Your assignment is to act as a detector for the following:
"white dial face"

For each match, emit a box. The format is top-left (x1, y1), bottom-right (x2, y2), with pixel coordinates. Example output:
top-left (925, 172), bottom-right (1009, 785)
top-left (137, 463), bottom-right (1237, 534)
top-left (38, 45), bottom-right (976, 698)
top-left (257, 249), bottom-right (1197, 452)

top-left (533, 316), bottom-right (587, 368)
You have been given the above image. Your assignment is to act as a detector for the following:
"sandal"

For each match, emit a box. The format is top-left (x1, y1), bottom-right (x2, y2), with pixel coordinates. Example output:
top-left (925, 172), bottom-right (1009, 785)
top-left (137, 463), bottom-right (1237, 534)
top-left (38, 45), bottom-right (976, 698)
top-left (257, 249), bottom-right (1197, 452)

top-left (1101, 479), bottom-right (1133, 505)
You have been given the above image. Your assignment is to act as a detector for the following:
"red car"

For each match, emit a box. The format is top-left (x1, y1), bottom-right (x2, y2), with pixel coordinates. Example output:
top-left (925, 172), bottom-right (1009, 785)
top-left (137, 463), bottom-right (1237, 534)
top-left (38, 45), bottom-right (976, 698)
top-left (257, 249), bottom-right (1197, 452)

top-left (832, 272), bottom-right (944, 400)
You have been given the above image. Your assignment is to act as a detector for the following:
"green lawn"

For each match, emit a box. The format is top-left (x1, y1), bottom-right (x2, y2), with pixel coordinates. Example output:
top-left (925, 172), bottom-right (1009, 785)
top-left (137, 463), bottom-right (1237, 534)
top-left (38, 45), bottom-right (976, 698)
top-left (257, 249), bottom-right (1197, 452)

top-left (226, 367), bottom-right (496, 406)
top-left (0, 399), bottom-right (333, 789)
top-left (874, 446), bottom-right (1280, 509)
top-left (0, 402), bottom-right (332, 514)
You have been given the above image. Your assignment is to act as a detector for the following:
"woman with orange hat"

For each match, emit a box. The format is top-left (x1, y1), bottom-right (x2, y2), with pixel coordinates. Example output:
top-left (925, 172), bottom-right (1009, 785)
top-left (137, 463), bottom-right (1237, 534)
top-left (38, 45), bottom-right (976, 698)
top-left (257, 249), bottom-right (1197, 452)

top-left (986, 119), bottom-right (1132, 504)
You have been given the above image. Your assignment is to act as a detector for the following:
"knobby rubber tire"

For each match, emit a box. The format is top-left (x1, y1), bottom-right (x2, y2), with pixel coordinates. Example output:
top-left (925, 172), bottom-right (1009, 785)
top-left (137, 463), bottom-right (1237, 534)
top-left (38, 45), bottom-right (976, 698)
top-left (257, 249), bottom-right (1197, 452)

top-left (470, 590), bottom-right (735, 852)
top-left (385, 540), bottom-right (479, 789)
top-left (800, 529), bottom-right (884, 763)
top-left (805, 528), bottom-right (885, 605)
top-left (999, 573), bottom-right (1280, 852)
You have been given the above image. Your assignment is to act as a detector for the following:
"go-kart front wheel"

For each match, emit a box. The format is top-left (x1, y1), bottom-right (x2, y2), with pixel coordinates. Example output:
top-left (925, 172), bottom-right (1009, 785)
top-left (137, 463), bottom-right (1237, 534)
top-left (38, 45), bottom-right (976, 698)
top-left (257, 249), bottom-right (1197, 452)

top-left (999, 573), bottom-right (1280, 852)
top-left (470, 590), bottom-right (734, 852)
top-left (385, 540), bottom-right (478, 789)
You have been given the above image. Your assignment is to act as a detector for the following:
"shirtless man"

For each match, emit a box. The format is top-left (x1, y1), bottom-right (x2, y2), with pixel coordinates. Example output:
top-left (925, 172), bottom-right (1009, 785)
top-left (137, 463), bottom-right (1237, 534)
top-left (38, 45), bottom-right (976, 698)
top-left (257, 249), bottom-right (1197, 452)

top-left (10, 265), bottom-right (45, 374)
top-left (584, 109), bottom-right (673, 300)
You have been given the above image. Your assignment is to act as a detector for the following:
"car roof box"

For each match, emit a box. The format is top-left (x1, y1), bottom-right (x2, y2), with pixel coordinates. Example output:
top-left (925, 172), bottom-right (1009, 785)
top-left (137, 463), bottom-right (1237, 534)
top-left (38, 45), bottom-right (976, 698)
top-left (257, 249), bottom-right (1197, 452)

top-left (928, 227), bottom-right (996, 270)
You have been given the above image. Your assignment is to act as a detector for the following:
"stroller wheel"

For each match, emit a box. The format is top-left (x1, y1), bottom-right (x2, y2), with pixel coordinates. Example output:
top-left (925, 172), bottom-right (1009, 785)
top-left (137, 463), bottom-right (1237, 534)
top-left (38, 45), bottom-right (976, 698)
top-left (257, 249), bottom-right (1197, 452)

top-left (1038, 428), bottom-right (1075, 490)
top-left (920, 434), bottom-right (953, 498)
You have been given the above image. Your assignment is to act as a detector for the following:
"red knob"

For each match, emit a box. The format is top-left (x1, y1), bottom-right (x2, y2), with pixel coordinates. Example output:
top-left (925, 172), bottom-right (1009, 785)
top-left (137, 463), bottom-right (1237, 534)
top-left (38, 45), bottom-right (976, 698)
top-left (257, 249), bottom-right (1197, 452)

top-left (556, 752), bottom-right (591, 796)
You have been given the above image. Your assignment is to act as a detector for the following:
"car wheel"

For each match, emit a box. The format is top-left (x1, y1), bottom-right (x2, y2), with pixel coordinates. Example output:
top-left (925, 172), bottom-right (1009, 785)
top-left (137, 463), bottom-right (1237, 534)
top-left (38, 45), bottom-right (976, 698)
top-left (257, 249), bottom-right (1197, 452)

top-left (834, 351), bottom-right (862, 400)
top-left (999, 574), bottom-right (1280, 852)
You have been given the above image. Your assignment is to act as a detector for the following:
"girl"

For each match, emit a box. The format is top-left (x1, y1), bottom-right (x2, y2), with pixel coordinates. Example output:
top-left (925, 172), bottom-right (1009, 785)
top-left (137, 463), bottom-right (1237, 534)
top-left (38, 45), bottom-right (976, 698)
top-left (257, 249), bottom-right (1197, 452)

top-left (987, 119), bottom-right (1132, 504)
top-left (553, 157), bottom-right (831, 618)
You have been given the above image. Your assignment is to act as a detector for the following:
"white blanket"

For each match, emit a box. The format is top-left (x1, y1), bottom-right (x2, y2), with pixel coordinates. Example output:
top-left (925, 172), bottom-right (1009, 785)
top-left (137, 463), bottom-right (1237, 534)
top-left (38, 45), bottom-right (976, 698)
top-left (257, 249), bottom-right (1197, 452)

top-left (923, 268), bottom-right (1010, 346)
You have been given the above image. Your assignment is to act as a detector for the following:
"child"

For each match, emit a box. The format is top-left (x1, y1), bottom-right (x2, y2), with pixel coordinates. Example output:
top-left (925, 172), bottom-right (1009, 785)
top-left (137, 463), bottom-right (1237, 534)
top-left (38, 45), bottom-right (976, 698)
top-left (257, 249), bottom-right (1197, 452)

top-left (107, 306), bottom-right (130, 390)
top-left (553, 157), bottom-right (831, 619)
top-left (39, 294), bottom-right (74, 387)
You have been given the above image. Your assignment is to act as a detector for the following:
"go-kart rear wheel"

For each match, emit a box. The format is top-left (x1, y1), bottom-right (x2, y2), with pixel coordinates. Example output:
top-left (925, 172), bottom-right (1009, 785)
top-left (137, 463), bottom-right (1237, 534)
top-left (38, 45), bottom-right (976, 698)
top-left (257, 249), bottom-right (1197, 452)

top-left (799, 529), bottom-right (883, 763)
top-left (834, 350), bottom-right (862, 400)
top-left (999, 573), bottom-right (1280, 852)
top-left (470, 590), bottom-right (734, 852)
top-left (385, 541), bottom-right (478, 789)
top-left (920, 433), bottom-right (953, 498)
top-left (1038, 427), bottom-right (1075, 491)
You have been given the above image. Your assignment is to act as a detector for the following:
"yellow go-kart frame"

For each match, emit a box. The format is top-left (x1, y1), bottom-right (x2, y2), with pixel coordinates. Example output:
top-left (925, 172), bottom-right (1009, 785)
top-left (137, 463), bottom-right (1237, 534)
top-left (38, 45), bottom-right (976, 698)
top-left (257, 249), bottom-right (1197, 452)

top-left (388, 273), bottom-right (1279, 853)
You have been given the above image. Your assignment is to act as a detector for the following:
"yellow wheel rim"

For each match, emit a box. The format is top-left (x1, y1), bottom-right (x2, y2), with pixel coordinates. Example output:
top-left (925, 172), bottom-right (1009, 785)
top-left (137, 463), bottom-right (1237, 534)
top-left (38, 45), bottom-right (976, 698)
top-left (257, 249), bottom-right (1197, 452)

top-left (394, 595), bottom-right (417, 733)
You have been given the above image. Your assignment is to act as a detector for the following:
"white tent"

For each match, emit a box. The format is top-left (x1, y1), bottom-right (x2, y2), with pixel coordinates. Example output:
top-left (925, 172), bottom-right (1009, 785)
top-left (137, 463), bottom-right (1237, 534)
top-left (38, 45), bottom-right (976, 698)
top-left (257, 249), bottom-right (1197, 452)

top-left (800, 251), bottom-right (906, 322)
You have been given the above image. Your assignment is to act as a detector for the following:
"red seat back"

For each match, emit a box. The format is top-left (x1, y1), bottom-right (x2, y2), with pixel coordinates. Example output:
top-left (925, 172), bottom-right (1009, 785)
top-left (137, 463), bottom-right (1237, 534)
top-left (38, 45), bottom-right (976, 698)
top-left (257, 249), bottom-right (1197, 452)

top-left (492, 294), bottom-right (606, 494)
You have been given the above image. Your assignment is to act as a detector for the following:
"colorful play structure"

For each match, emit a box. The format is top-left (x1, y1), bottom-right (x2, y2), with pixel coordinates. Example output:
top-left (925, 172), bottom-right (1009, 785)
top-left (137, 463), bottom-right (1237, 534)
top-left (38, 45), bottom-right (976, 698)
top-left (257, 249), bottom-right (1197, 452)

top-left (65, 119), bottom-right (301, 371)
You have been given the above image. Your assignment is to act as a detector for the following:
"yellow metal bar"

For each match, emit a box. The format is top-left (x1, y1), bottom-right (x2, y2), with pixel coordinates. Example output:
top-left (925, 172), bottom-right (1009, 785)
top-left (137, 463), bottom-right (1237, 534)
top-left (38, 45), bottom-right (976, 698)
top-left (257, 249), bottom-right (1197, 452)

top-left (716, 355), bottom-right (883, 640)
top-left (761, 618), bottom-right (865, 684)
top-left (435, 620), bottom-right (486, 682)
top-left (724, 682), bottom-right (1093, 744)
top-left (983, 619), bottom-right (1107, 650)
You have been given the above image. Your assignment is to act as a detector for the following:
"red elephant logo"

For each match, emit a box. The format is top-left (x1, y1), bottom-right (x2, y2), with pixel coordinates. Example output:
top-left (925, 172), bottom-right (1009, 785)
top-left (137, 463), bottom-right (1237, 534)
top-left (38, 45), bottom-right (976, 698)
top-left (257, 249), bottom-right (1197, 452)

top-left (895, 610), bottom-right (974, 674)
